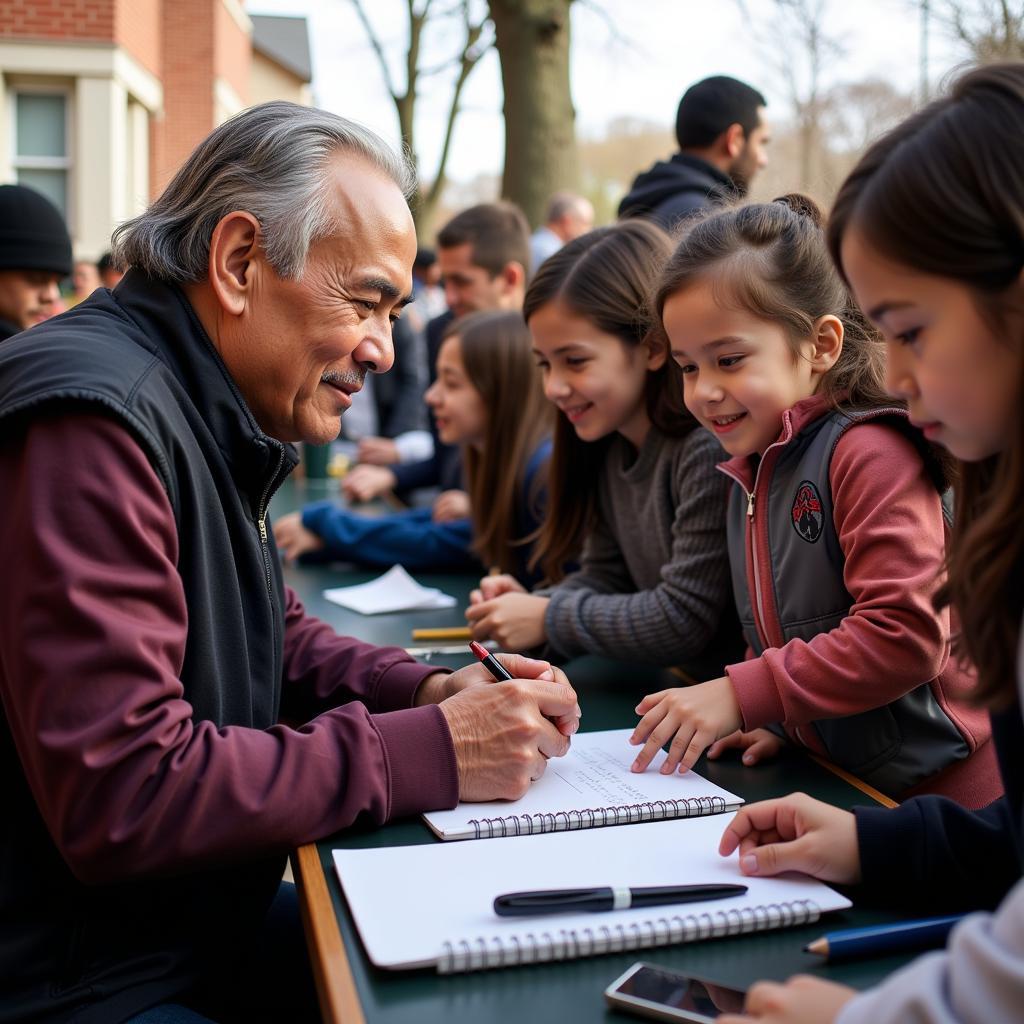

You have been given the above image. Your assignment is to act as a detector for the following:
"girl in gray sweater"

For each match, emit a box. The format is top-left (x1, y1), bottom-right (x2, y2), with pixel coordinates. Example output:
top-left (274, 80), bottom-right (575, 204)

top-left (465, 220), bottom-right (741, 678)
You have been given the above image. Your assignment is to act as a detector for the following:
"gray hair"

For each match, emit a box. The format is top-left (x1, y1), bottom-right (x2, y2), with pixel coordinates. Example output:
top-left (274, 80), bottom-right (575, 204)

top-left (112, 101), bottom-right (417, 283)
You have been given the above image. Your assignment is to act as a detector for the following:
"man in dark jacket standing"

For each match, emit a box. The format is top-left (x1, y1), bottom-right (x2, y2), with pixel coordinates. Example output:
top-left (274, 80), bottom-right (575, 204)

top-left (618, 75), bottom-right (770, 230)
top-left (0, 183), bottom-right (72, 341)
top-left (0, 103), bottom-right (578, 1024)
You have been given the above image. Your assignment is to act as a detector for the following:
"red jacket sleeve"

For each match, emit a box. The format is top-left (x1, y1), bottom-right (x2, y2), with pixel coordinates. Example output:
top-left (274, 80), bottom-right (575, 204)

top-left (728, 424), bottom-right (952, 728)
top-left (0, 414), bottom-right (459, 884)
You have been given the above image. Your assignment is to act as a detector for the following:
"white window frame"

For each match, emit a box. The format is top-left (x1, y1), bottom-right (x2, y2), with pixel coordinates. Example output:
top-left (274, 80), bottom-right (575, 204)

top-left (8, 83), bottom-right (74, 226)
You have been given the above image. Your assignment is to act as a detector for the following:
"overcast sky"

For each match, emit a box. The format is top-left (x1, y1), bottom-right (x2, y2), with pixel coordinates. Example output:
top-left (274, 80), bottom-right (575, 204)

top-left (249, 0), bottom-right (967, 182)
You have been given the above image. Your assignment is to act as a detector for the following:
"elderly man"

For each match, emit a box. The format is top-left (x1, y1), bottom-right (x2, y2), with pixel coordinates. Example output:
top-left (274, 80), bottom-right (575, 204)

top-left (0, 103), bottom-right (578, 1023)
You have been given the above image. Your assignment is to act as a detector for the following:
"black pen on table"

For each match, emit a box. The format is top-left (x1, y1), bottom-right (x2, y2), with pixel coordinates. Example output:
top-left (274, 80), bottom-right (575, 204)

top-left (494, 883), bottom-right (748, 917)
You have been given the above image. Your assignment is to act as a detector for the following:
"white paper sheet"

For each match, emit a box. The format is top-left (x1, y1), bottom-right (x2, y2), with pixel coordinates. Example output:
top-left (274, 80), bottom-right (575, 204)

top-left (323, 564), bottom-right (457, 615)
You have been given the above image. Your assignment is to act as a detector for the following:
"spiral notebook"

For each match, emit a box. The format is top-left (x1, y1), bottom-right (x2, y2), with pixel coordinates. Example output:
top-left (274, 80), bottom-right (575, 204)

top-left (333, 814), bottom-right (852, 973)
top-left (423, 728), bottom-right (744, 840)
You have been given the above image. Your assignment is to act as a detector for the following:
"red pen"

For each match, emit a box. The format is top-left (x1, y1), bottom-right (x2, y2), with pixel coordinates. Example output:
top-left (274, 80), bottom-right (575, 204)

top-left (469, 640), bottom-right (513, 681)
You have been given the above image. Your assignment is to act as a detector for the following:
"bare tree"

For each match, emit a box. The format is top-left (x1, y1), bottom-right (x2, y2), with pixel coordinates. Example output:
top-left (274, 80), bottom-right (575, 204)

top-left (737, 0), bottom-right (844, 192)
top-left (933, 0), bottom-right (1024, 61)
top-left (489, 0), bottom-right (578, 227)
top-left (823, 78), bottom-right (915, 152)
top-left (348, 0), bottom-right (493, 237)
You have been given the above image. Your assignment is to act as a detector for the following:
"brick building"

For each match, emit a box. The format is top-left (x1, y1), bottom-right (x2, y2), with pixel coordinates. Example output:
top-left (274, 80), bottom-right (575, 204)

top-left (0, 1), bottom-right (311, 259)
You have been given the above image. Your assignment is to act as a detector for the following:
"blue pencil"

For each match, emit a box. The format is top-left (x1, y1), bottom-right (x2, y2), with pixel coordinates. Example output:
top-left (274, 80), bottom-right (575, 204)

top-left (804, 914), bottom-right (966, 962)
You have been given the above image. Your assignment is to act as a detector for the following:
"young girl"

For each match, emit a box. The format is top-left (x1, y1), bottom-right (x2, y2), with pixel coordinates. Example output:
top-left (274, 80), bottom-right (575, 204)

top-left (629, 193), bottom-right (1000, 808)
top-left (466, 220), bottom-right (741, 679)
top-left (715, 62), bottom-right (1024, 1024)
top-left (273, 310), bottom-right (551, 584)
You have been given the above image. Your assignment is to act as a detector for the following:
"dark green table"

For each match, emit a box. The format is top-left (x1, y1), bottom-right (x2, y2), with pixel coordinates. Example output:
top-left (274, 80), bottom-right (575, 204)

top-left (273, 480), bottom-right (912, 1024)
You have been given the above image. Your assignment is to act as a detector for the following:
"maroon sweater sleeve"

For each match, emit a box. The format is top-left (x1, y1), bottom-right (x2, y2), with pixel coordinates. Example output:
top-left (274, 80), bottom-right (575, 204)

top-left (0, 414), bottom-right (459, 885)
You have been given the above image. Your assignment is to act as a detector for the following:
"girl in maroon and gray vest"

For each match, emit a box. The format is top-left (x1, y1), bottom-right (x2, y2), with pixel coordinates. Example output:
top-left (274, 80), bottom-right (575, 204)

top-left (628, 193), bottom-right (999, 809)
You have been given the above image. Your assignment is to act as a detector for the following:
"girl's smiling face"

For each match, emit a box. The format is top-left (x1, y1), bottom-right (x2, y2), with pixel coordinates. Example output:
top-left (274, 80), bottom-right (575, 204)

top-left (529, 299), bottom-right (663, 449)
top-left (424, 335), bottom-right (488, 449)
top-left (841, 227), bottom-right (1022, 462)
top-left (663, 277), bottom-right (832, 458)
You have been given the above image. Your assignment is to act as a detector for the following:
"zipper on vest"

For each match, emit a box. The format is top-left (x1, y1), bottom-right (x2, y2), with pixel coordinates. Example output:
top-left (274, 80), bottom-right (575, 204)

top-left (256, 444), bottom-right (288, 684)
top-left (719, 435), bottom-right (788, 652)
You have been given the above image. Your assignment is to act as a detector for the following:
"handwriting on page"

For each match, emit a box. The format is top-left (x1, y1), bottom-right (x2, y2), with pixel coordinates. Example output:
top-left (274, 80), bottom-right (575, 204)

top-left (550, 745), bottom-right (652, 804)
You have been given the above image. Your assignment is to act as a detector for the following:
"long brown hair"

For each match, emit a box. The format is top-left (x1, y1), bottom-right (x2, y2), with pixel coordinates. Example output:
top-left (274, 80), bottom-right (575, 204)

top-left (828, 62), bottom-right (1024, 707)
top-left (654, 193), bottom-right (891, 410)
top-left (440, 310), bottom-right (550, 574)
top-left (523, 220), bottom-right (690, 583)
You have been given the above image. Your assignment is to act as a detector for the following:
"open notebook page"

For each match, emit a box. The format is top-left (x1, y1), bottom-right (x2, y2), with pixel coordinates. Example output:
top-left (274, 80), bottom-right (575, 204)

top-left (333, 814), bottom-right (852, 971)
top-left (423, 728), bottom-right (744, 840)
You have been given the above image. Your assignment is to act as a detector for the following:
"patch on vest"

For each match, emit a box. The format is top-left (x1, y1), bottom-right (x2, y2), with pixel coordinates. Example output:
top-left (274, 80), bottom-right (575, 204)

top-left (791, 480), bottom-right (824, 543)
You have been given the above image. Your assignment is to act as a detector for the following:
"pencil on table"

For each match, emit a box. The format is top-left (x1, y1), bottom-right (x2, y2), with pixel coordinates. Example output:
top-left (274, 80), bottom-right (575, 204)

top-left (411, 626), bottom-right (472, 641)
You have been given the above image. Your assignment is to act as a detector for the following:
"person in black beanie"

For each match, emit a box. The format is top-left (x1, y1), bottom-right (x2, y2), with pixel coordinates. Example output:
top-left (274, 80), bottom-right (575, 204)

top-left (0, 183), bottom-right (73, 342)
top-left (618, 75), bottom-right (771, 230)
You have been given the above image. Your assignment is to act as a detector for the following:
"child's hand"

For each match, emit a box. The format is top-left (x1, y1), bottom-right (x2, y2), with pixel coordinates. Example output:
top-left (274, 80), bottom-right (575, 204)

top-left (464, 593), bottom-right (549, 649)
top-left (432, 489), bottom-right (471, 522)
top-left (717, 976), bottom-right (857, 1024)
top-left (707, 728), bottom-right (784, 766)
top-left (718, 793), bottom-right (861, 884)
top-left (630, 676), bottom-right (742, 774)
top-left (342, 464), bottom-right (396, 502)
top-left (469, 573), bottom-right (526, 605)
top-left (356, 436), bottom-right (399, 465)
top-left (272, 512), bottom-right (324, 564)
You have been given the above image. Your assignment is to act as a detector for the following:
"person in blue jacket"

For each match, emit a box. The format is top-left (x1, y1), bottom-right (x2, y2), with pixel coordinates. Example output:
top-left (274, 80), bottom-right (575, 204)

top-left (274, 309), bottom-right (551, 584)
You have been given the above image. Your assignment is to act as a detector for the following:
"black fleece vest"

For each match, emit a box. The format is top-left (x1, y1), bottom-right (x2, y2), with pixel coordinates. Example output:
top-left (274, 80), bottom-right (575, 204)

top-left (723, 408), bottom-right (968, 796)
top-left (0, 271), bottom-right (298, 1023)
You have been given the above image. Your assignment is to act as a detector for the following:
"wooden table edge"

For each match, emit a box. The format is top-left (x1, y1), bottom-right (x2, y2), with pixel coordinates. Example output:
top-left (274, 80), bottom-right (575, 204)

top-left (292, 843), bottom-right (366, 1024)
top-left (810, 754), bottom-right (899, 808)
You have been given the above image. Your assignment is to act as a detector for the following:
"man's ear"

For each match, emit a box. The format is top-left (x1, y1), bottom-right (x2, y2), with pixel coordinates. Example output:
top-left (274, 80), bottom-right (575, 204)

top-left (723, 122), bottom-right (745, 159)
top-left (809, 315), bottom-right (844, 377)
top-left (499, 260), bottom-right (526, 293)
top-left (207, 211), bottom-right (262, 316)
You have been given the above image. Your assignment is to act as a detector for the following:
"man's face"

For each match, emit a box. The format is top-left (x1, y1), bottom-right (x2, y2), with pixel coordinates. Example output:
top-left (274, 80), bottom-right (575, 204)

top-left (728, 107), bottom-right (771, 194)
top-left (438, 243), bottom-right (516, 318)
top-left (0, 269), bottom-right (63, 329)
top-left (217, 156), bottom-right (417, 445)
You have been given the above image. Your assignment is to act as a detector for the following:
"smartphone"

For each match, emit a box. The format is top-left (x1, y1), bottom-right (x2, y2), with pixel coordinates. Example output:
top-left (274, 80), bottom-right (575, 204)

top-left (604, 961), bottom-right (746, 1022)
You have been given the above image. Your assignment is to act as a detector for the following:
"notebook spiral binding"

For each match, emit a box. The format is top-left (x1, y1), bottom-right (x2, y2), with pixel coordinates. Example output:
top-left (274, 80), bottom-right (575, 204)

top-left (437, 898), bottom-right (821, 974)
top-left (466, 795), bottom-right (728, 840)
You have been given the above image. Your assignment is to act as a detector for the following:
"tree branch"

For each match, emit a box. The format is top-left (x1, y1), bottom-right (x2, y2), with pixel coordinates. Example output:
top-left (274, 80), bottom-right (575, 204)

top-left (424, 5), bottom-right (492, 208)
top-left (349, 0), bottom-right (400, 101)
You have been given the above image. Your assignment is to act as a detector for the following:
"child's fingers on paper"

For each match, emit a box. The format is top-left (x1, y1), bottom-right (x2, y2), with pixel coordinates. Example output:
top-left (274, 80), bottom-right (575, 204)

top-left (630, 714), bottom-right (677, 773)
top-left (676, 728), bottom-right (714, 773)
top-left (717, 799), bottom-right (791, 855)
top-left (627, 702), bottom-right (666, 746)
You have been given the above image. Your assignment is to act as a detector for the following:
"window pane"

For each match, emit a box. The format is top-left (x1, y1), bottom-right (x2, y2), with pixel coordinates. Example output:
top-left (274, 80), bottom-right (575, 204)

top-left (16, 169), bottom-right (67, 217)
top-left (16, 94), bottom-right (66, 158)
